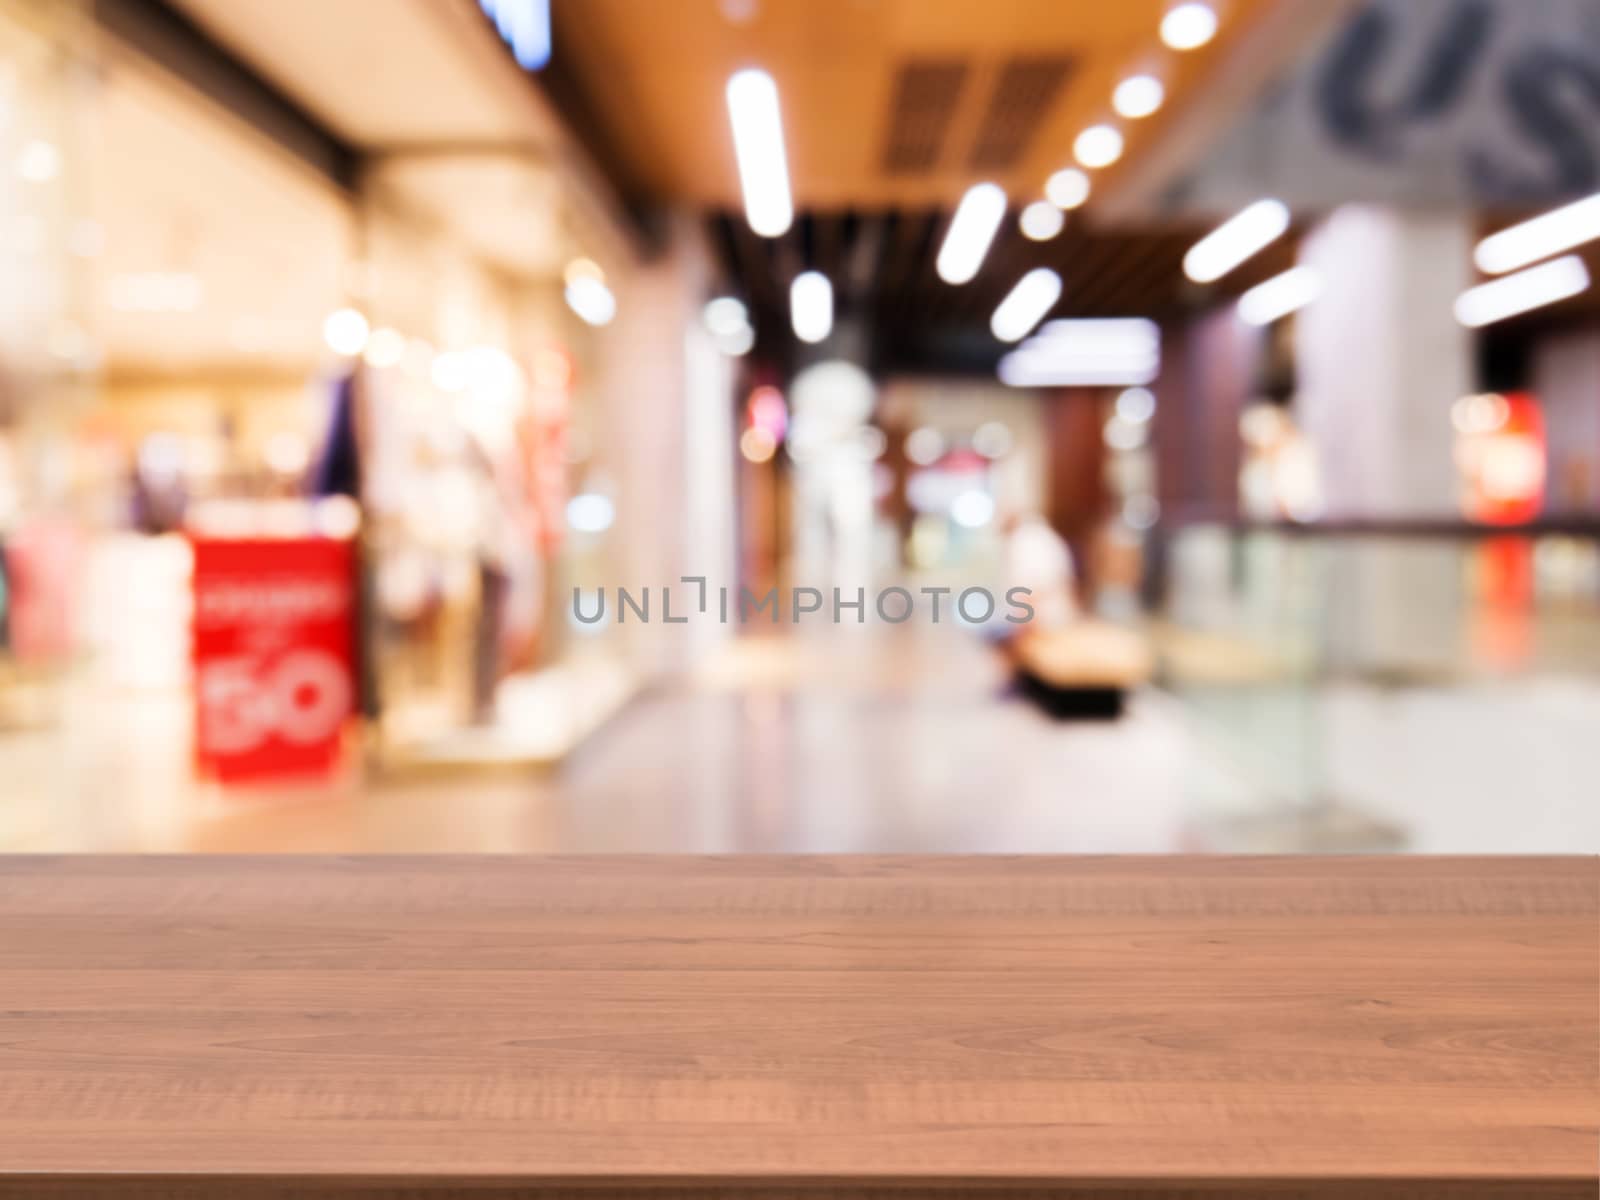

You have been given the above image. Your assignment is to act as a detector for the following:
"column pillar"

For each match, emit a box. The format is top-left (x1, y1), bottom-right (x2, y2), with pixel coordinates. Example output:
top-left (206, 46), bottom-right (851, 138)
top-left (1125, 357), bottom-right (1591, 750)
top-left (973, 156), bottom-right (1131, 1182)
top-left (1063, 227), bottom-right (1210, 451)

top-left (1294, 207), bottom-right (1474, 673)
top-left (1533, 330), bottom-right (1600, 515)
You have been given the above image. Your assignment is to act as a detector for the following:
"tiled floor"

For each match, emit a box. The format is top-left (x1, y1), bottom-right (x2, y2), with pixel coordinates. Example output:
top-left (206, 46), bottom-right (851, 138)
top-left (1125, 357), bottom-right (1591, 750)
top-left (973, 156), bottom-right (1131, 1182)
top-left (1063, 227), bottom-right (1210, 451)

top-left (3, 624), bottom-right (1596, 854)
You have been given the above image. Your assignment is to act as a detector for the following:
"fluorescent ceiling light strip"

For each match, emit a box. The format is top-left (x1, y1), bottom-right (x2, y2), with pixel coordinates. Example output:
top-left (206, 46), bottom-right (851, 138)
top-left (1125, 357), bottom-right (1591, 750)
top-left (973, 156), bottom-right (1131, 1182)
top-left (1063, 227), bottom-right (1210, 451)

top-left (1183, 198), bottom-right (1290, 283)
top-left (565, 278), bottom-right (616, 326)
top-left (1005, 352), bottom-right (1160, 372)
top-left (937, 183), bottom-right (1007, 284)
top-left (991, 269), bottom-right (1063, 342)
top-left (1030, 318), bottom-right (1159, 354)
top-left (998, 356), bottom-right (1159, 388)
top-left (1002, 351), bottom-right (1160, 373)
top-left (1453, 255), bottom-right (1590, 327)
top-left (1474, 193), bottom-right (1600, 275)
top-left (727, 69), bottom-right (793, 238)
top-left (1237, 266), bottom-right (1322, 326)
top-left (790, 271), bottom-right (833, 343)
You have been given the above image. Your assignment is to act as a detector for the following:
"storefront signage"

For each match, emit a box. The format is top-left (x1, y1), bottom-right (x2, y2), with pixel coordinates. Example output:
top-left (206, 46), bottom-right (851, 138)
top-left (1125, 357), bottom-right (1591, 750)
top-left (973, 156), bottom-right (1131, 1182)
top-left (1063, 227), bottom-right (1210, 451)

top-left (191, 537), bottom-right (356, 783)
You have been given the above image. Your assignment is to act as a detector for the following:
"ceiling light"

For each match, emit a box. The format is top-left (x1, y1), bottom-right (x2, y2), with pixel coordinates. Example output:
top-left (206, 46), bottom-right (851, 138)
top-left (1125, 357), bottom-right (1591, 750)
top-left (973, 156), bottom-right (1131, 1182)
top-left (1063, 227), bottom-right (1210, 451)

top-left (740, 426), bottom-right (778, 463)
top-left (972, 421), bottom-right (1013, 459)
top-left (1183, 198), bottom-right (1290, 283)
top-left (1113, 74), bottom-right (1165, 119)
top-left (905, 426), bottom-right (945, 466)
top-left (950, 489), bottom-right (995, 529)
top-left (1019, 200), bottom-right (1065, 241)
top-left (1104, 414), bottom-right (1148, 451)
top-left (703, 296), bottom-right (748, 337)
top-left (364, 326), bottom-right (407, 368)
top-left (705, 296), bottom-right (755, 354)
top-left (726, 68), bottom-right (793, 238)
top-left (717, 324), bottom-right (755, 356)
top-left (937, 182), bottom-right (1007, 284)
top-left (323, 308), bottom-right (369, 356)
top-left (1074, 125), bottom-right (1124, 169)
top-left (1161, 2), bottom-right (1218, 50)
top-left (997, 318), bottom-right (1161, 387)
top-left (1238, 265), bottom-right (1322, 326)
top-left (565, 276), bottom-right (617, 326)
top-left (1045, 168), bottom-right (1090, 210)
top-left (1115, 386), bottom-right (1156, 423)
top-left (1474, 193), bottom-right (1600, 275)
top-left (566, 492), bottom-right (616, 533)
top-left (790, 270), bottom-right (832, 343)
top-left (1453, 255), bottom-right (1590, 327)
top-left (991, 268), bottom-right (1063, 342)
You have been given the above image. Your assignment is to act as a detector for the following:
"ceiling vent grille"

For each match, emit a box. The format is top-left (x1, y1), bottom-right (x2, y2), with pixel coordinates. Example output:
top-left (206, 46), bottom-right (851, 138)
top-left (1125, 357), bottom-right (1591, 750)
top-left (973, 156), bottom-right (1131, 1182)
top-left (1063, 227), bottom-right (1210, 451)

top-left (880, 59), bottom-right (969, 173)
top-left (968, 56), bottom-right (1073, 170)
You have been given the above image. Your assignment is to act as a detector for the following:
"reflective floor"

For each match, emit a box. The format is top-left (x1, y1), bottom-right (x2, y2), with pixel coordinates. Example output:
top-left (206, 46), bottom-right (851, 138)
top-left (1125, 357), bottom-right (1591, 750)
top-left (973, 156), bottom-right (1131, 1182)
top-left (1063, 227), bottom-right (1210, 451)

top-left (5, 622), bottom-right (1595, 855)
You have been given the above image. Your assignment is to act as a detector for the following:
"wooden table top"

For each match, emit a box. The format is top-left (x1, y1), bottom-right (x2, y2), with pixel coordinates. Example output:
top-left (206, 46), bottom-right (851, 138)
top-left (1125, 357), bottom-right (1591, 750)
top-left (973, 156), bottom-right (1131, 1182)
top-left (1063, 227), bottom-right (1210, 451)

top-left (0, 855), bottom-right (1594, 1199)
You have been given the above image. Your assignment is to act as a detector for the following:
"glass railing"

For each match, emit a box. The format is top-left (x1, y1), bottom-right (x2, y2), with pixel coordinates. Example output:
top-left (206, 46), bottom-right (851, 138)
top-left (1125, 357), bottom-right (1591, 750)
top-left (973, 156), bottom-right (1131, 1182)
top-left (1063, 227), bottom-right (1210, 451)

top-left (1154, 521), bottom-right (1600, 853)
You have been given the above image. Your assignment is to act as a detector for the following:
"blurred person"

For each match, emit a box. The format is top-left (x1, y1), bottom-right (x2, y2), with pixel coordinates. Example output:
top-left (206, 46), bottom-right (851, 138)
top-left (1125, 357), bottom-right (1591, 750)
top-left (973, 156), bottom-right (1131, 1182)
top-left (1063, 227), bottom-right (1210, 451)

top-left (1000, 509), bottom-right (1077, 632)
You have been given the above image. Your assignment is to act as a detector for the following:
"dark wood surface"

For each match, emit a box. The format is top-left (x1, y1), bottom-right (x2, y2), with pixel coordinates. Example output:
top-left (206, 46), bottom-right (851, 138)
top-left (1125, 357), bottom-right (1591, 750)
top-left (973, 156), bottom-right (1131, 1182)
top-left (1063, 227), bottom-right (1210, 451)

top-left (0, 855), bottom-right (1594, 1198)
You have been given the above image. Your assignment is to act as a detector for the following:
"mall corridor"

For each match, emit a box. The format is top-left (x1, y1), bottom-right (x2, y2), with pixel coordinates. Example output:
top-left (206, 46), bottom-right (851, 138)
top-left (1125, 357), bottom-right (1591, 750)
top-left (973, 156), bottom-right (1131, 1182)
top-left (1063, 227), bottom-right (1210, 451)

top-left (7, 616), bottom-right (1594, 855)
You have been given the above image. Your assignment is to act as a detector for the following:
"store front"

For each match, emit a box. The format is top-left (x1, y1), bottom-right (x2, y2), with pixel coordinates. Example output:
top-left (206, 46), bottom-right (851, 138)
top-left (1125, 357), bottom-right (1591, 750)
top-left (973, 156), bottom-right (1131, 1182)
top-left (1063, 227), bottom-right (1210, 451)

top-left (0, 0), bottom-right (730, 843)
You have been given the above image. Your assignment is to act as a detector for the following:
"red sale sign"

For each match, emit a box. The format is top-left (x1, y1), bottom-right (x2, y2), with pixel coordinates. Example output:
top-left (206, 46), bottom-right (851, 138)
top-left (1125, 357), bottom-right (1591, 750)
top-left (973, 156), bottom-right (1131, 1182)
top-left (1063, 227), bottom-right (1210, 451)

top-left (190, 537), bottom-right (356, 783)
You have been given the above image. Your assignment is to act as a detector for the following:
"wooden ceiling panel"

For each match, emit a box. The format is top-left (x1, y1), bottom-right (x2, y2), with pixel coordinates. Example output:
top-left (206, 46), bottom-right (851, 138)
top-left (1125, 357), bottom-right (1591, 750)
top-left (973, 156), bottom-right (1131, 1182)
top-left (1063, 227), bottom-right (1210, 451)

top-left (552, 0), bottom-right (1285, 210)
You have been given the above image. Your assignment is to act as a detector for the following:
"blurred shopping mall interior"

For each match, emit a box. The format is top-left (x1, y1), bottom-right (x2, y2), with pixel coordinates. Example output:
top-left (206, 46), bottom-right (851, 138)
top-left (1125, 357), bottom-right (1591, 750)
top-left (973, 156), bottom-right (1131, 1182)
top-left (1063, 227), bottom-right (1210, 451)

top-left (0, 0), bottom-right (1596, 854)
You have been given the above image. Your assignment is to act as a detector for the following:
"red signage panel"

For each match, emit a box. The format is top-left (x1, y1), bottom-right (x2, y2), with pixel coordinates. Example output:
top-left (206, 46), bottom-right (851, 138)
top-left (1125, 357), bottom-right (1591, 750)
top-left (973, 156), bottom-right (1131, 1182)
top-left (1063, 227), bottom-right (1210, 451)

top-left (191, 537), bottom-right (356, 783)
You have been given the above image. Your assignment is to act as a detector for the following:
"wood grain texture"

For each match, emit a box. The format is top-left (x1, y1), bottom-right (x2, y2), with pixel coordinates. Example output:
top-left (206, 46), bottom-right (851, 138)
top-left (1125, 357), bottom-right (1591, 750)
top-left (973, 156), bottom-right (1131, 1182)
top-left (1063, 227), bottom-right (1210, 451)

top-left (0, 856), bottom-right (1594, 1199)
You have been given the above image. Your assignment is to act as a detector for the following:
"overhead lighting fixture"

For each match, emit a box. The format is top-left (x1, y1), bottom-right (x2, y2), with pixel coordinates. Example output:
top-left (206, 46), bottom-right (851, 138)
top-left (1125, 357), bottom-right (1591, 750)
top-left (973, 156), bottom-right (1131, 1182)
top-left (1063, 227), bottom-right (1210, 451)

top-left (1115, 386), bottom-right (1156, 424)
top-left (704, 295), bottom-right (755, 355)
top-left (1045, 168), bottom-right (1090, 210)
top-left (1161, 2), bottom-right (1218, 51)
top-left (991, 268), bottom-right (1063, 342)
top-left (1453, 255), bottom-right (1590, 327)
top-left (1237, 265), bottom-right (1322, 326)
top-left (790, 270), bottom-right (832, 343)
top-left (1473, 193), bottom-right (1600, 275)
top-left (1113, 74), bottom-right (1165, 119)
top-left (950, 489), bottom-right (996, 529)
top-left (566, 276), bottom-right (617, 326)
top-left (703, 296), bottom-right (748, 338)
top-left (566, 492), bottom-right (616, 534)
top-left (726, 68), bottom-right (793, 238)
top-left (1183, 198), bottom-right (1290, 283)
top-left (1019, 200), bottom-right (1065, 241)
top-left (937, 182), bottom-right (1007, 284)
top-left (998, 318), bottom-right (1161, 387)
top-left (322, 308), bottom-right (369, 357)
top-left (905, 426), bottom-right (946, 466)
top-left (1074, 125), bottom-right (1124, 169)
top-left (740, 426), bottom-right (778, 463)
top-left (972, 420), bottom-right (1013, 458)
